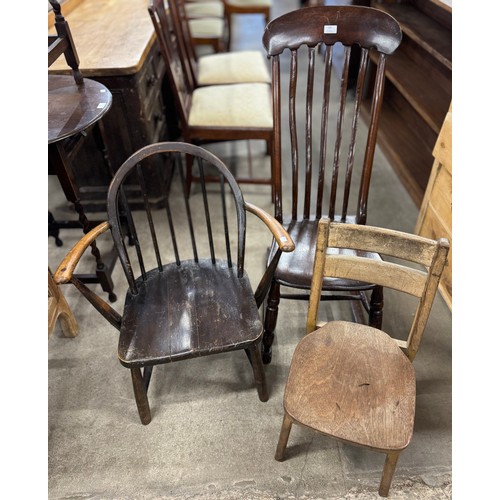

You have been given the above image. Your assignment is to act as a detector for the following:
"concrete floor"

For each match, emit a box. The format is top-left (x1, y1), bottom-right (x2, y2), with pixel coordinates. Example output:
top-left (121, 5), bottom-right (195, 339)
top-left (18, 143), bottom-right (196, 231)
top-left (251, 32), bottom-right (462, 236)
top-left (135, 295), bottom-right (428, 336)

top-left (48, 1), bottom-right (452, 498)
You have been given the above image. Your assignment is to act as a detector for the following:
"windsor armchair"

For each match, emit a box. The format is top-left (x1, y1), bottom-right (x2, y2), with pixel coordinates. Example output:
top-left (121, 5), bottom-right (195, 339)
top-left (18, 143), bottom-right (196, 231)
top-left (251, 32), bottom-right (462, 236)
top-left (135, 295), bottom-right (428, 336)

top-left (275, 217), bottom-right (449, 496)
top-left (53, 142), bottom-right (294, 425)
top-left (261, 5), bottom-right (402, 363)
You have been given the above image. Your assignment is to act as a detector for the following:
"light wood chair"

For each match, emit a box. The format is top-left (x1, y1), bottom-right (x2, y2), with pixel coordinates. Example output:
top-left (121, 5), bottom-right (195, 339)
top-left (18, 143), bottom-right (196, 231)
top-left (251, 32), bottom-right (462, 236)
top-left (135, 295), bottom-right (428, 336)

top-left (48, 268), bottom-right (79, 338)
top-left (260, 5), bottom-right (402, 363)
top-left (149, 0), bottom-right (274, 192)
top-left (275, 217), bottom-right (449, 497)
top-left (162, 0), bottom-right (270, 87)
top-left (53, 142), bottom-right (294, 425)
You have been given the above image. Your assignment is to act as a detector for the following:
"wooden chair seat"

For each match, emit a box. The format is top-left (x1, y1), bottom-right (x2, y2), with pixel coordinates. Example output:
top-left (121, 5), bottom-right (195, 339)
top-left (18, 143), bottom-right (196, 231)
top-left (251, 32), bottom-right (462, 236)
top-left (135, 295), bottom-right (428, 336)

top-left (119, 260), bottom-right (262, 366)
top-left (188, 82), bottom-right (272, 128)
top-left (283, 321), bottom-right (415, 451)
top-left (269, 219), bottom-right (380, 290)
top-left (197, 50), bottom-right (270, 85)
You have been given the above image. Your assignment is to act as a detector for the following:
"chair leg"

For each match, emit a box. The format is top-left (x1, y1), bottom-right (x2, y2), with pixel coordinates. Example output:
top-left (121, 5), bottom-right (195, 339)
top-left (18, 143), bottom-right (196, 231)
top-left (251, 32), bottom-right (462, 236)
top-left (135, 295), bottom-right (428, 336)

top-left (369, 285), bottom-right (384, 329)
top-left (262, 279), bottom-right (280, 364)
top-left (275, 413), bottom-right (293, 461)
top-left (378, 451), bottom-right (401, 497)
top-left (247, 342), bottom-right (269, 402)
top-left (130, 367), bottom-right (152, 425)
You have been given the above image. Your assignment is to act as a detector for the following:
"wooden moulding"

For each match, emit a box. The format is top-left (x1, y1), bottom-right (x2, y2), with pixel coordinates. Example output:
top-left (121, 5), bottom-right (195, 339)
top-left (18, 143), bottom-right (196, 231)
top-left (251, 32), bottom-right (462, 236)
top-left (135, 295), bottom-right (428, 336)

top-left (415, 104), bottom-right (452, 309)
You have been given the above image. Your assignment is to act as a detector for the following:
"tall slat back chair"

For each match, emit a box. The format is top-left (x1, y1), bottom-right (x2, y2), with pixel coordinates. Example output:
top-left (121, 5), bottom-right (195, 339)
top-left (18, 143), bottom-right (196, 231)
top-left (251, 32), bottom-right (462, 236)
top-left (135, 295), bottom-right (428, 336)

top-left (275, 217), bottom-right (449, 496)
top-left (53, 142), bottom-right (294, 425)
top-left (260, 6), bottom-right (402, 363)
top-left (148, 0), bottom-right (274, 192)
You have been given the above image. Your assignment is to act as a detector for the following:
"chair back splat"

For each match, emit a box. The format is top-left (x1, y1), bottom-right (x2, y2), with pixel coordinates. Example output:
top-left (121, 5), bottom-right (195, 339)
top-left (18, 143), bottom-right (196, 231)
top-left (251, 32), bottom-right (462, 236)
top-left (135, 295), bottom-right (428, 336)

top-left (260, 6), bottom-right (402, 363)
top-left (53, 142), bottom-right (295, 425)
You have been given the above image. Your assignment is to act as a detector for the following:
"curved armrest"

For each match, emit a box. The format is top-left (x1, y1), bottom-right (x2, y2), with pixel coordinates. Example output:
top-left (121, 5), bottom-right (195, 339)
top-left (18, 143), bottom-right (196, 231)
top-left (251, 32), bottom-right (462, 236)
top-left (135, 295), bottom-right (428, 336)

top-left (53, 222), bottom-right (111, 284)
top-left (244, 201), bottom-right (295, 252)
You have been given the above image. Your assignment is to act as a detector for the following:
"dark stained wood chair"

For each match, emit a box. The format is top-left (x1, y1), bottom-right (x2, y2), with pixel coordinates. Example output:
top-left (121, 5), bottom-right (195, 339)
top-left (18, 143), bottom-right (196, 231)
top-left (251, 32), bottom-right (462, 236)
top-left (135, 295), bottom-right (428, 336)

top-left (48, 0), bottom-right (83, 84)
top-left (275, 217), bottom-right (449, 497)
top-left (163, 0), bottom-right (270, 87)
top-left (53, 142), bottom-right (295, 425)
top-left (148, 0), bottom-right (274, 192)
top-left (260, 5), bottom-right (402, 363)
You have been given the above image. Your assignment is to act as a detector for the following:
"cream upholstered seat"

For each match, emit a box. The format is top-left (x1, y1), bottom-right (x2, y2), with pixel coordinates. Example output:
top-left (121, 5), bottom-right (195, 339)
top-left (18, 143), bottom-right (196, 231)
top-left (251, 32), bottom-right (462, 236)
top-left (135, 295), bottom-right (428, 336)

top-left (226, 0), bottom-right (271, 6)
top-left (188, 82), bottom-right (273, 127)
top-left (197, 50), bottom-right (270, 85)
top-left (185, 1), bottom-right (224, 18)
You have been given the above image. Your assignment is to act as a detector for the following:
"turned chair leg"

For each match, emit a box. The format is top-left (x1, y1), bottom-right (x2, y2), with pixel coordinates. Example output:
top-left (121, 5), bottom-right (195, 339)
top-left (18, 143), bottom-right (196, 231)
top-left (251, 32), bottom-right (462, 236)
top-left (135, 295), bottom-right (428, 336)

top-left (247, 342), bottom-right (269, 402)
top-left (275, 413), bottom-right (293, 461)
top-left (369, 285), bottom-right (384, 329)
top-left (378, 450), bottom-right (401, 497)
top-left (130, 367), bottom-right (152, 425)
top-left (262, 279), bottom-right (280, 364)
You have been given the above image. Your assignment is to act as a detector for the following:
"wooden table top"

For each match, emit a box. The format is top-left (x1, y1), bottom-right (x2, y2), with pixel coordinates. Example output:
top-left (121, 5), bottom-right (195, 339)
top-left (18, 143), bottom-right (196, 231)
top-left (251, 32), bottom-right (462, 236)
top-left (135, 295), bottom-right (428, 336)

top-left (48, 0), bottom-right (156, 77)
top-left (48, 75), bottom-right (113, 144)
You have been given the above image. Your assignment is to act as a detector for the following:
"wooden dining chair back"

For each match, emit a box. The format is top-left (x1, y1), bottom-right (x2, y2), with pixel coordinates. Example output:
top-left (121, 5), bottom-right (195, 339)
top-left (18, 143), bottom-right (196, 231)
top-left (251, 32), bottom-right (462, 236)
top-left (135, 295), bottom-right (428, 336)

top-left (48, 0), bottom-right (83, 84)
top-left (173, 0), bottom-right (227, 52)
top-left (260, 5), bottom-right (402, 363)
top-left (275, 217), bottom-right (449, 496)
top-left (53, 142), bottom-right (295, 425)
top-left (223, 0), bottom-right (272, 50)
top-left (148, 0), bottom-right (274, 191)
top-left (164, 0), bottom-right (270, 87)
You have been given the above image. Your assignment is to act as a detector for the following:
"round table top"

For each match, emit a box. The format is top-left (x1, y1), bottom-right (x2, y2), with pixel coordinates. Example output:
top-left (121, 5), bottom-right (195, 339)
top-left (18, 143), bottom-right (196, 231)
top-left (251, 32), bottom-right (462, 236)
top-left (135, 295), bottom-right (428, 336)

top-left (48, 75), bottom-right (113, 144)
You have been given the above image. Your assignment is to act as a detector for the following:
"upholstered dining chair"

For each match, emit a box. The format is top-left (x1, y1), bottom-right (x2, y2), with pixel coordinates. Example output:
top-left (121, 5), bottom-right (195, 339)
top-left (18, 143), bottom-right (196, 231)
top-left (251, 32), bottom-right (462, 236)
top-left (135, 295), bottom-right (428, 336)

top-left (275, 217), bottom-right (449, 496)
top-left (53, 142), bottom-right (295, 425)
top-left (260, 5), bottom-right (402, 363)
top-left (149, 0), bottom-right (274, 192)
top-left (163, 0), bottom-right (270, 87)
